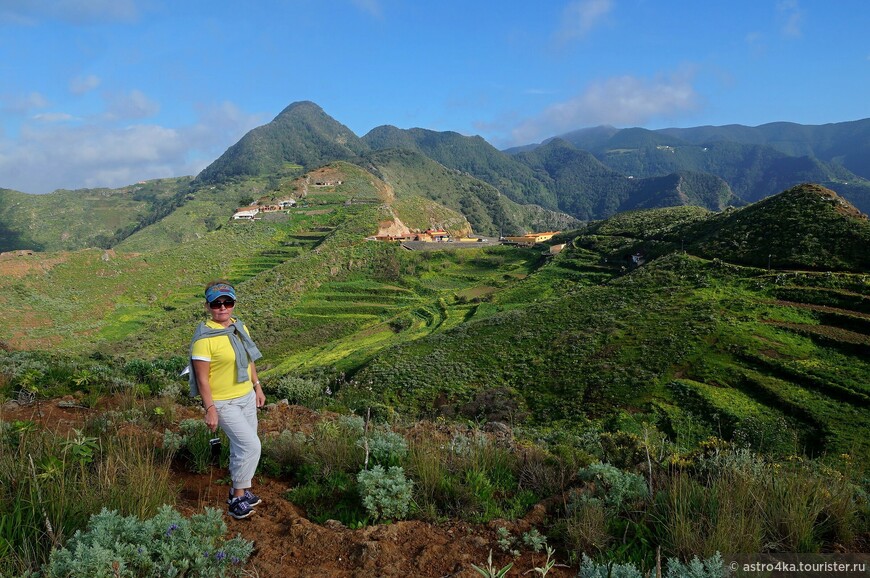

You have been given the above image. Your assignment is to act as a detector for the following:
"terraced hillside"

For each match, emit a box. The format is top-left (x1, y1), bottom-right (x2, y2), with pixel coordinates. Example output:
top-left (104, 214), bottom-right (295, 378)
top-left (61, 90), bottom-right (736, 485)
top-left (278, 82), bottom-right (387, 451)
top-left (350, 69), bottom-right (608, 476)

top-left (349, 194), bottom-right (870, 469)
top-left (1, 180), bottom-right (867, 472)
top-left (674, 267), bottom-right (870, 460)
top-left (264, 245), bottom-right (545, 374)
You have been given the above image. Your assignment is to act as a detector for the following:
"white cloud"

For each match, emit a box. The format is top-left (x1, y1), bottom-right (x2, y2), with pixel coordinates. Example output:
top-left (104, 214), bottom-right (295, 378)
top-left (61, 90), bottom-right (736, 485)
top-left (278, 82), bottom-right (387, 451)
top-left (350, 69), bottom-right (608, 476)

top-left (504, 71), bottom-right (700, 146)
top-left (777, 0), bottom-right (804, 38)
top-left (554, 0), bottom-right (613, 45)
top-left (70, 74), bottom-right (101, 95)
top-left (104, 89), bottom-right (160, 120)
top-left (33, 112), bottom-right (76, 122)
top-left (0, 101), bottom-right (262, 194)
top-left (0, 0), bottom-right (142, 24)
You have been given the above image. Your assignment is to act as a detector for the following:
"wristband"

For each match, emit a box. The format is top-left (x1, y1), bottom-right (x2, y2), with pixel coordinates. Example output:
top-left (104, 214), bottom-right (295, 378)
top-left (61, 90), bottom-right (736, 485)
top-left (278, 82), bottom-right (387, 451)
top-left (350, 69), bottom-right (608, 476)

top-left (205, 404), bottom-right (215, 412)
top-left (253, 380), bottom-right (261, 387)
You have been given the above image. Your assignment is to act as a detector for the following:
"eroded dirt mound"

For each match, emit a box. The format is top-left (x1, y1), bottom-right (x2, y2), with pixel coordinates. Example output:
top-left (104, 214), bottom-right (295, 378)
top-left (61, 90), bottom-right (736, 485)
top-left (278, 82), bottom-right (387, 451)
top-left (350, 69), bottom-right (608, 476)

top-left (181, 477), bottom-right (571, 578)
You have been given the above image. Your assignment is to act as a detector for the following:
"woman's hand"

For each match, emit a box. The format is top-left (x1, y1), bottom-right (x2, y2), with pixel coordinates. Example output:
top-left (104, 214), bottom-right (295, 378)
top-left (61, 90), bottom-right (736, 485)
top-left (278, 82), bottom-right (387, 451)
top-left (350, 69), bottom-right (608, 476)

top-left (204, 405), bottom-right (219, 432)
top-left (255, 386), bottom-right (266, 408)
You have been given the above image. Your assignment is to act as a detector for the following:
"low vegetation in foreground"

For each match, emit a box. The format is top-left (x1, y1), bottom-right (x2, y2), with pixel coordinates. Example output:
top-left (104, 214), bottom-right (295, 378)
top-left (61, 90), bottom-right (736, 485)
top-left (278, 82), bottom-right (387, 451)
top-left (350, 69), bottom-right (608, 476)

top-left (0, 369), bottom-right (866, 576)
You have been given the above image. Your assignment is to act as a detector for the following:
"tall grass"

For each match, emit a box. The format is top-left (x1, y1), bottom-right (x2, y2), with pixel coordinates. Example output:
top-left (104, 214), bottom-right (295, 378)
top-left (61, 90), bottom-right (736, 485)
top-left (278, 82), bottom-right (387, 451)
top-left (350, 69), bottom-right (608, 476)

top-left (0, 420), bottom-right (177, 575)
top-left (653, 449), bottom-right (863, 557)
top-left (654, 469), bottom-right (765, 557)
top-left (404, 429), bottom-right (537, 523)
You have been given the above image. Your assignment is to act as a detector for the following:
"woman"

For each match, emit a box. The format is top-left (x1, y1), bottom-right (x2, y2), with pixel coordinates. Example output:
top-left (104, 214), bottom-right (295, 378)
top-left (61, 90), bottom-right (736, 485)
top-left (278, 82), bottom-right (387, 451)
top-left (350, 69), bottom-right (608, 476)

top-left (189, 281), bottom-right (266, 519)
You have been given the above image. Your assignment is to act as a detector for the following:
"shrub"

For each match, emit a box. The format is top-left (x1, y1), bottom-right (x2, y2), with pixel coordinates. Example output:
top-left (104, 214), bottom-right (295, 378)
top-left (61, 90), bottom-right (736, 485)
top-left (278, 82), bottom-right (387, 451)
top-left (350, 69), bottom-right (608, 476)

top-left (459, 386), bottom-right (528, 424)
top-left (561, 498), bottom-right (611, 556)
top-left (518, 444), bottom-right (576, 497)
top-left (260, 430), bottom-right (307, 476)
top-left (578, 554), bottom-right (644, 578)
top-left (161, 429), bottom-right (184, 454)
top-left (44, 506), bottom-right (253, 578)
top-left (665, 552), bottom-right (726, 578)
top-left (733, 415), bottom-right (797, 457)
top-left (577, 463), bottom-right (649, 513)
top-left (654, 470), bottom-right (764, 557)
top-left (598, 431), bottom-right (647, 470)
top-left (336, 414), bottom-right (366, 436)
top-left (308, 418), bottom-right (365, 479)
top-left (356, 465), bottom-right (413, 522)
top-left (175, 419), bottom-right (216, 474)
top-left (388, 315), bottom-right (413, 333)
top-left (461, 468), bottom-right (500, 522)
top-left (577, 553), bottom-right (727, 578)
top-left (271, 375), bottom-right (322, 406)
top-left (122, 359), bottom-right (160, 388)
top-left (521, 528), bottom-right (548, 553)
top-left (405, 437), bottom-right (450, 520)
top-left (287, 471), bottom-right (368, 527)
top-left (359, 428), bottom-right (408, 466)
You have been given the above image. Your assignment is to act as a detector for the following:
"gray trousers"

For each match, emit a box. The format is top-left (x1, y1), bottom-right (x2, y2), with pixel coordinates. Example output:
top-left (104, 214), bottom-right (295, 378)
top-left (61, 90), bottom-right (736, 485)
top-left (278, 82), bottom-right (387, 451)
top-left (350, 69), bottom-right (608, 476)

top-left (215, 389), bottom-right (261, 490)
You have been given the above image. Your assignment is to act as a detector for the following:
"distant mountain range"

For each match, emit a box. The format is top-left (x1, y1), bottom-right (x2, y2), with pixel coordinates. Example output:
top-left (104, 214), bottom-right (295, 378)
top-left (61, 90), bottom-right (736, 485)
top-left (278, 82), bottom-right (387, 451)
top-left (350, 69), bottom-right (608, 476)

top-left (535, 120), bottom-right (870, 203)
top-left (197, 101), bottom-right (869, 219)
top-left (1, 100), bottom-right (868, 252)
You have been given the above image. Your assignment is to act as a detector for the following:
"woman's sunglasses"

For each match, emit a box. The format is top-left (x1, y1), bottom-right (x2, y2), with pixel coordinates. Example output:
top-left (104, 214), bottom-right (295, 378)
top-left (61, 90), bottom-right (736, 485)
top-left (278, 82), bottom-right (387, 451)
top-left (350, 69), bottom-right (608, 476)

top-left (209, 299), bottom-right (235, 309)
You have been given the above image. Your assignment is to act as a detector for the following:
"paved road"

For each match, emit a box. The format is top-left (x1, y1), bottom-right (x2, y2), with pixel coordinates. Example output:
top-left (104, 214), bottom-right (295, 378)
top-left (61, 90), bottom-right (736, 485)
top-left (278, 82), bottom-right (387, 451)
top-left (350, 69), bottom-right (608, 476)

top-left (400, 240), bottom-right (503, 251)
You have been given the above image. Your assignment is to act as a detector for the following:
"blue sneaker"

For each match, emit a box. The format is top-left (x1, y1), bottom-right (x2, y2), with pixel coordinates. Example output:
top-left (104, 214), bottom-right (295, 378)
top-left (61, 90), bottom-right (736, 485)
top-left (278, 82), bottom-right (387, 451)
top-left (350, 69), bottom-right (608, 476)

top-left (227, 490), bottom-right (262, 508)
top-left (227, 496), bottom-right (253, 519)
top-left (242, 490), bottom-right (262, 507)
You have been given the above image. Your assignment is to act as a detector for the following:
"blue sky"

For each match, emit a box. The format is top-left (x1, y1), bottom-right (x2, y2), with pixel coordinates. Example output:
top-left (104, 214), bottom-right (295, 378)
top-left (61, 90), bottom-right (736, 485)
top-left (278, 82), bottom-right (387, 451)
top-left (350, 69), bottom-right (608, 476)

top-left (1, 0), bottom-right (867, 194)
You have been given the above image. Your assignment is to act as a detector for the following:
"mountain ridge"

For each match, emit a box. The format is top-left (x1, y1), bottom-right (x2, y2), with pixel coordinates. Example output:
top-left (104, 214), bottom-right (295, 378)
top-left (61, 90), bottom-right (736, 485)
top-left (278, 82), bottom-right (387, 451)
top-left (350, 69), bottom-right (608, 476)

top-left (1, 101), bottom-right (868, 253)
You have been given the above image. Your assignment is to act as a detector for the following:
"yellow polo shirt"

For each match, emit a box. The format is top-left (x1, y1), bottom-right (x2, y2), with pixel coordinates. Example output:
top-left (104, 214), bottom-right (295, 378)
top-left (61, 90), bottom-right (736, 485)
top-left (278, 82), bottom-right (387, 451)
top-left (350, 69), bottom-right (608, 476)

top-left (191, 319), bottom-right (255, 401)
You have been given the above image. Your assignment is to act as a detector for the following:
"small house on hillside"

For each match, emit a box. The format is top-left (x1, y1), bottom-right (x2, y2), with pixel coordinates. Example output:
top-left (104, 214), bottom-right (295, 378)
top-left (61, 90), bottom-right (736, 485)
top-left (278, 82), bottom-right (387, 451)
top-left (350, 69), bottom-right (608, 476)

top-left (279, 199), bottom-right (296, 208)
top-left (530, 231), bottom-right (559, 243)
top-left (232, 206), bottom-right (260, 220)
top-left (502, 231), bottom-right (560, 245)
top-left (417, 229), bottom-right (449, 242)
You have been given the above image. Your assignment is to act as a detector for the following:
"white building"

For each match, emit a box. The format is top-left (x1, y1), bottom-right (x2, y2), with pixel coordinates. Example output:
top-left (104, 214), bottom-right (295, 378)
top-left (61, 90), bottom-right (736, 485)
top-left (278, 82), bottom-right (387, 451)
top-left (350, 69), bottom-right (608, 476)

top-left (232, 207), bottom-right (259, 220)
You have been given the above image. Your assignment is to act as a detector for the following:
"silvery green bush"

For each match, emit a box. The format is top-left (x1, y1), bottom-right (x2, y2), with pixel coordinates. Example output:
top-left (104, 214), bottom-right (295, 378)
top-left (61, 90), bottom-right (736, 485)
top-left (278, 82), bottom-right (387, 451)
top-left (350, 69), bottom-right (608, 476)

top-left (161, 429), bottom-right (184, 454)
top-left (336, 414), bottom-right (366, 436)
top-left (665, 552), bottom-right (726, 578)
top-left (576, 462), bottom-right (648, 512)
top-left (358, 428), bottom-right (408, 466)
top-left (578, 554), bottom-right (644, 578)
top-left (577, 553), bottom-right (727, 578)
top-left (44, 505), bottom-right (253, 578)
top-left (356, 465), bottom-right (413, 521)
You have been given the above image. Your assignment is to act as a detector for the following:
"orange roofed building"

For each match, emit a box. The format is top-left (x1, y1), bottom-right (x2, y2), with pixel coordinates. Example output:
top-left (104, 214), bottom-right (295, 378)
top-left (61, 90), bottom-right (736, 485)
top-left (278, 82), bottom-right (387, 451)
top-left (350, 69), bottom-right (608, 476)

top-left (417, 229), bottom-right (449, 242)
top-left (502, 231), bottom-right (560, 245)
